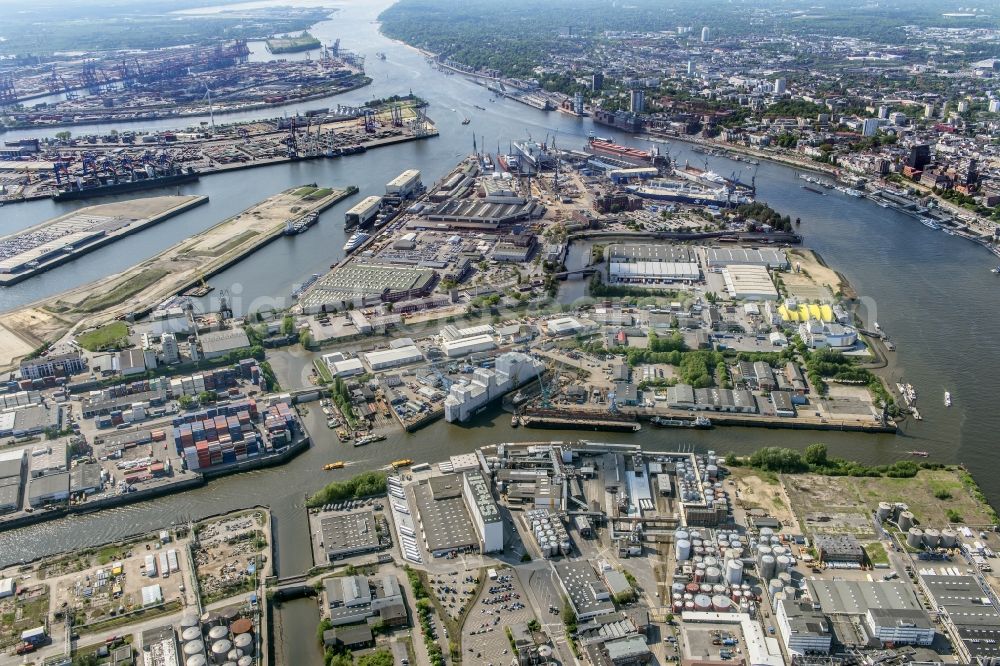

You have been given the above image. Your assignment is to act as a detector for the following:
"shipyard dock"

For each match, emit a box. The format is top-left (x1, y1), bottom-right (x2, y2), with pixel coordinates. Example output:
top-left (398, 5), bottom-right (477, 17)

top-left (0, 195), bottom-right (208, 286)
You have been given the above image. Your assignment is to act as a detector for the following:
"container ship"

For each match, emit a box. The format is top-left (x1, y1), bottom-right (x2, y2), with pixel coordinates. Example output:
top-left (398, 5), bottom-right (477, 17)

top-left (53, 165), bottom-right (199, 202)
top-left (586, 137), bottom-right (653, 163)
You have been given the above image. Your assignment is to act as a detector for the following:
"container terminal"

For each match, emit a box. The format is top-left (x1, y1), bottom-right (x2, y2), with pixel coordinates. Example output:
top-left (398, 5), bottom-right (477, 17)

top-left (0, 100), bottom-right (436, 203)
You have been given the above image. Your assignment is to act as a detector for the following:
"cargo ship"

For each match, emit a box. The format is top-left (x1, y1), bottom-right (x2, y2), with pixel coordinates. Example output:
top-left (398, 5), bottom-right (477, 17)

top-left (53, 166), bottom-right (199, 202)
top-left (650, 415), bottom-right (713, 429)
top-left (586, 137), bottom-right (653, 163)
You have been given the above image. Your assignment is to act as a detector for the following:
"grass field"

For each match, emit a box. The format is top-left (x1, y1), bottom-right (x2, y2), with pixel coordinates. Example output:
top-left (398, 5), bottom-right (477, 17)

top-left (77, 321), bottom-right (129, 351)
top-left (783, 468), bottom-right (996, 535)
top-left (80, 268), bottom-right (169, 312)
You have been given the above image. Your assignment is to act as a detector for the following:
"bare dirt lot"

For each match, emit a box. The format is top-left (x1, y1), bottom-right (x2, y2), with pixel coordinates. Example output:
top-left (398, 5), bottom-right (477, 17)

top-left (730, 468), bottom-right (801, 532)
top-left (193, 510), bottom-right (270, 605)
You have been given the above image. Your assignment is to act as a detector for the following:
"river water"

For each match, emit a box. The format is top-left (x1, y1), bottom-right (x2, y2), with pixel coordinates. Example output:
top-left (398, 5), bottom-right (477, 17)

top-left (2, 0), bottom-right (1000, 662)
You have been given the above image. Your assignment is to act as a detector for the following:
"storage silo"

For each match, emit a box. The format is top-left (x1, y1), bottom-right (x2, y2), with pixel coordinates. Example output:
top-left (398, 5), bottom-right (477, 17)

top-left (211, 640), bottom-right (232, 665)
top-left (776, 555), bottom-right (792, 572)
top-left (705, 566), bottom-right (722, 584)
top-left (238, 659), bottom-right (254, 666)
top-left (699, 584), bottom-right (713, 595)
top-left (771, 546), bottom-right (786, 558)
top-left (712, 595), bottom-right (733, 612)
top-left (898, 511), bottom-right (915, 532)
top-left (783, 586), bottom-right (797, 600)
top-left (676, 539), bottom-right (691, 561)
top-left (676, 530), bottom-right (690, 542)
top-left (694, 594), bottom-right (713, 612)
top-left (684, 601), bottom-right (695, 612)
top-left (182, 627), bottom-right (202, 643)
top-left (757, 544), bottom-right (772, 558)
top-left (704, 556), bottom-right (719, 569)
top-left (759, 527), bottom-right (774, 539)
top-left (760, 555), bottom-right (776, 580)
top-left (672, 582), bottom-right (686, 595)
top-left (906, 527), bottom-right (924, 549)
top-left (923, 528), bottom-right (941, 548)
top-left (227, 649), bottom-right (243, 662)
top-left (877, 502), bottom-right (892, 522)
top-left (182, 612), bottom-right (200, 629)
top-left (184, 641), bottom-right (205, 658)
top-left (940, 528), bottom-right (958, 548)
top-left (208, 626), bottom-right (228, 642)
top-left (726, 559), bottom-right (743, 585)
top-left (768, 579), bottom-right (783, 595)
top-left (233, 634), bottom-right (253, 656)
top-left (186, 656), bottom-right (208, 666)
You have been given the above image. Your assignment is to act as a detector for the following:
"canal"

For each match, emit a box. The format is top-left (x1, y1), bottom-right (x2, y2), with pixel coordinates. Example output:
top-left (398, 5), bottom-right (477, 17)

top-left (2, 0), bottom-right (1000, 662)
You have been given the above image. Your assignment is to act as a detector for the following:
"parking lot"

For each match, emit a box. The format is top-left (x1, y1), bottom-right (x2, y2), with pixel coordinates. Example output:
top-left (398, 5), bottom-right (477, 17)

top-left (461, 568), bottom-right (534, 665)
top-left (680, 622), bottom-right (746, 663)
top-left (424, 569), bottom-right (480, 624)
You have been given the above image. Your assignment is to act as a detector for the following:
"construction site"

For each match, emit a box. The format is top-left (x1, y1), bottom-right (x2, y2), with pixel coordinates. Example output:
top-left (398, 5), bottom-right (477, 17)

top-left (0, 99), bottom-right (435, 203)
top-left (0, 39), bottom-right (369, 128)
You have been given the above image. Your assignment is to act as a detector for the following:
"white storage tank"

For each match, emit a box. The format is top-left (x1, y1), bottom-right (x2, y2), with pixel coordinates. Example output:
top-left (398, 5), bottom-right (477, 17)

top-left (906, 527), bottom-right (924, 549)
top-left (211, 640), bottom-right (232, 664)
top-left (778, 571), bottom-right (792, 587)
top-left (877, 502), bottom-right (892, 522)
top-left (694, 594), bottom-right (713, 612)
top-left (776, 555), bottom-right (792, 572)
top-left (676, 539), bottom-right (691, 561)
top-left (182, 612), bottom-right (200, 629)
top-left (923, 528), bottom-right (941, 548)
top-left (227, 649), bottom-right (243, 662)
top-left (182, 627), bottom-right (202, 643)
top-left (704, 556), bottom-right (719, 568)
top-left (705, 566), bottom-right (721, 584)
top-left (898, 511), bottom-right (915, 532)
top-left (238, 658), bottom-right (253, 666)
top-left (186, 656), bottom-right (208, 666)
top-left (726, 559), bottom-right (743, 585)
top-left (783, 586), bottom-right (797, 600)
top-left (676, 530), bottom-right (690, 542)
top-left (759, 555), bottom-right (776, 581)
top-left (940, 529), bottom-right (958, 548)
top-left (771, 546), bottom-right (786, 558)
top-left (233, 633), bottom-right (253, 655)
top-left (208, 626), bottom-right (228, 642)
top-left (184, 641), bottom-right (205, 657)
top-left (712, 595), bottom-right (732, 612)
top-left (768, 579), bottom-right (783, 595)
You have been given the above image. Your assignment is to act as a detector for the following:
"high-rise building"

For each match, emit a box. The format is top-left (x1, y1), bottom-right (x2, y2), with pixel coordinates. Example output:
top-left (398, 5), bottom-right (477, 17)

top-left (591, 72), bottom-right (604, 92)
top-left (701, 26), bottom-right (711, 42)
top-left (773, 78), bottom-right (786, 95)
top-left (629, 89), bottom-right (645, 114)
top-left (862, 118), bottom-right (880, 137)
top-left (924, 103), bottom-right (935, 119)
top-left (686, 60), bottom-right (694, 76)
top-left (573, 92), bottom-right (584, 116)
top-left (878, 105), bottom-right (889, 119)
top-left (988, 99), bottom-right (1000, 113)
top-left (161, 333), bottom-right (180, 364)
top-left (906, 144), bottom-right (931, 170)
top-left (957, 100), bottom-right (969, 113)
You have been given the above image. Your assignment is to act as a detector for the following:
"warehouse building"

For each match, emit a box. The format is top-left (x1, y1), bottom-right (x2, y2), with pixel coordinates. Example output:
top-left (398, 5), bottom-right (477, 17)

top-left (413, 477), bottom-right (479, 556)
top-left (920, 574), bottom-right (1000, 663)
top-left (607, 243), bottom-right (700, 285)
top-left (798, 321), bottom-right (858, 349)
top-left (363, 345), bottom-right (423, 371)
top-left (705, 247), bottom-right (788, 269)
top-left (444, 352), bottom-right (542, 422)
top-left (385, 169), bottom-right (423, 198)
top-left (198, 329), bottom-right (251, 360)
top-left (300, 264), bottom-right (438, 313)
top-left (320, 510), bottom-right (384, 561)
top-left (28, 471), bottom-right (70, 507)
top-left (545, 316), bottom-right (590, 337)
top-left (554, 561), bottom-right (616, 621)
top-left (442, 334), bottom-right (496, 358)
top-left (463, 470), bottom-right (504, 553)
top-left (0, 403), bottom-right (61, 437)
top-left (0, 449), bottom-right (27, 514)
top-left (806, 580), bottom-right (922, 615)
top-left (722, 265), bottom-right (779, 300)
top-left (813, 534), bottom-right (865, 565)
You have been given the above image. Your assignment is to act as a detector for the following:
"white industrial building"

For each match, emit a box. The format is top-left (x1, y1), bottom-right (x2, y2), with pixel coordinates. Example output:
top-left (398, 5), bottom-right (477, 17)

top-left (160, 333), bottom-right (180, 364)
top-left (776, 600), bottom-right (832, 656)
top-left (386, 170), bottom-right (422, 198)
top-left (444, 352), bottom-right (542, 422)
top-left (722, 265), bottom-right (779, 300)
top-left (609, 261), bottom-right (700, 284)
top-left (440, 323), bottom-right (494, 342)
top-left (706, 247), bottom-right (788, 269)
top-left (797, 321), bottom-right (858, 349)
top-left (322, 353), bottom-right (365, 378)
top-left (363, 345), bottom-right (424, 371)
top-left (463, 470), bottom-right (504, 553)
top-left (865, 609), bottom-right (935, 646)
top-left (545, 316), bottom-right (589, 337)
top-left (442, 334), bottom-right (496, 358)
